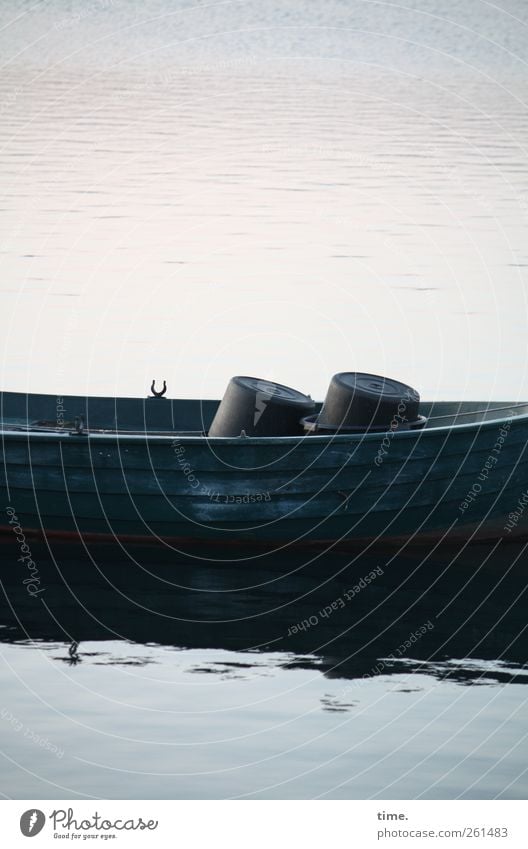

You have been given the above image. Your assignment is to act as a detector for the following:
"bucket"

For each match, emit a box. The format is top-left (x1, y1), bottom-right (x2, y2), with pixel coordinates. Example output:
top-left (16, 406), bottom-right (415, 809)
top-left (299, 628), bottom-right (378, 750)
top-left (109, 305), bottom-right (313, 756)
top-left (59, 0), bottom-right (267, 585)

top-left (208, 376), bottom-right (315, 437)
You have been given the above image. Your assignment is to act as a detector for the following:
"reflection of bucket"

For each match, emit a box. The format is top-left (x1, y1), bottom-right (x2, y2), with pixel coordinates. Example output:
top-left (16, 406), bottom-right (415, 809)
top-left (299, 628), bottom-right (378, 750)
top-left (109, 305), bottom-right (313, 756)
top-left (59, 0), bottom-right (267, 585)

top-left (208, 376), bottom-right (315, 437)
top-left (301, 413), bottom-right (427, 435)
top-left (317, 372), bottom-right (422, 432)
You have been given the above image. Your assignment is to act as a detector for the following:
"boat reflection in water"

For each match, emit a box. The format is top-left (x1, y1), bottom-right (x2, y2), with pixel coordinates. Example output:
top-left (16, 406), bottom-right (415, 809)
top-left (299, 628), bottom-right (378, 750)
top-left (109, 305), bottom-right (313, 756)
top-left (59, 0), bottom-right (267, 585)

top-left (1, 536), bottom-right (527, 800)
top-left (1, 538), bottom-right (526, 689)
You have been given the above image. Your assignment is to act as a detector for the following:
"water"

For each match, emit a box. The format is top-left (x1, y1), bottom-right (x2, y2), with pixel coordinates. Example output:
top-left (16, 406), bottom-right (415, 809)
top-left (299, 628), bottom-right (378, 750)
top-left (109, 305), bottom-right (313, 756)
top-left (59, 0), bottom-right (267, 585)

top-left (0, 0), bottom-right (527, 800)
top-left (0, 1), bottom-right (527, 401)
top-left (0, 538), bottom-right (527, 799)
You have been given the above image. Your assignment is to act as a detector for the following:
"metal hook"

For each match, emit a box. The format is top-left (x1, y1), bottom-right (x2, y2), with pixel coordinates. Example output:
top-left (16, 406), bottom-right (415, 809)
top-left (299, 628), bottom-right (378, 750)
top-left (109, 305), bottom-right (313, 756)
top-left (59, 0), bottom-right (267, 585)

top-left (73, 415), bottom-right (84, 435)
top-left (150, 379), bottom-right (167, 398)
top-left (67, 641), bottom-right (81, 665)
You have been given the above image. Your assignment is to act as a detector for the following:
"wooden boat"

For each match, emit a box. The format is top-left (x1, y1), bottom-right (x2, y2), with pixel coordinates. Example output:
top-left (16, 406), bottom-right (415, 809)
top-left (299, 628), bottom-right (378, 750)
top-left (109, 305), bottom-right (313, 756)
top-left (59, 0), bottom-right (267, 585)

top-left (1, 390), bottom-right (527, 548)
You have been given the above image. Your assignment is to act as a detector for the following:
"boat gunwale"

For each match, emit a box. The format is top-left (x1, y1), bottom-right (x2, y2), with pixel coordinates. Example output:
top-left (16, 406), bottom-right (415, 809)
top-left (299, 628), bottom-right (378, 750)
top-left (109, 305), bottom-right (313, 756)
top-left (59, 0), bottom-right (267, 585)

top-left (0, 403), bottom-right (526, 445)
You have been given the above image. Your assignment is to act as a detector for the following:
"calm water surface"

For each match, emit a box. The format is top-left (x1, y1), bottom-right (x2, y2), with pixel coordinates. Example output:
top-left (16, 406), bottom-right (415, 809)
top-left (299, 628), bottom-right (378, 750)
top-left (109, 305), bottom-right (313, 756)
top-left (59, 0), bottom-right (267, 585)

top-left (0, 0), bottom-right (527, 800)
top-left (0, 1), bottom-right (527, 400)
top-left (0, 540), bottom-right (527, 799)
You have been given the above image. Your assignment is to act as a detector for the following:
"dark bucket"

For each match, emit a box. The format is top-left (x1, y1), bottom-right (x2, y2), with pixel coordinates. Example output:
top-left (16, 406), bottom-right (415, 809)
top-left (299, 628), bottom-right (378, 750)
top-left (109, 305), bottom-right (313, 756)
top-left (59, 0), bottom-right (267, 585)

top-left (208, 376), bottom-right (315, 437)
top-left (315, 372), bottom-right (422, 432)
top-left (301, 413), bottom-right (427, 435)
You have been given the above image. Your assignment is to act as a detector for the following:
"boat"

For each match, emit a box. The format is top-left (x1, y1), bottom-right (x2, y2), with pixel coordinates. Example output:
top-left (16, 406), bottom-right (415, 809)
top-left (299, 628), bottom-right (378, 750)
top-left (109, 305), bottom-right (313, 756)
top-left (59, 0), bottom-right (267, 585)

top-left (1, 385), bottom-right (527, 549)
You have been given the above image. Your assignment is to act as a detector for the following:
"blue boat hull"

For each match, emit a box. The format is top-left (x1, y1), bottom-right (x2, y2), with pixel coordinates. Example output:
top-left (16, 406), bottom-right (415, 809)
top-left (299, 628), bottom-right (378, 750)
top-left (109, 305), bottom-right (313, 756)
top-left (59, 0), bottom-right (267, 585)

top-left (1, 392), bottom-right (527, 548)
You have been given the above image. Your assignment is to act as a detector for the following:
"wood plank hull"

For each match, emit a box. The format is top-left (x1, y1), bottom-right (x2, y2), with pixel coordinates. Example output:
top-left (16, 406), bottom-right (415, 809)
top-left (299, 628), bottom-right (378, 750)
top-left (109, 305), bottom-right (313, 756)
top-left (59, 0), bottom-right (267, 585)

top-left (1, 391), bottom-right (527, 548)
